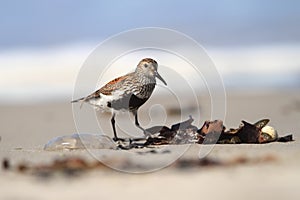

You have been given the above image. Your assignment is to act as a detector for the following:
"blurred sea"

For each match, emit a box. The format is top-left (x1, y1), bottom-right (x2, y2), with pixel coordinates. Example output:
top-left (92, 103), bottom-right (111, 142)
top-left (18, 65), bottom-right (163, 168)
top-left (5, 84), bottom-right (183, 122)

top-left (0, 42), bottom-right (299, 104)
top-left (1, 0), bottom-right (300, 104)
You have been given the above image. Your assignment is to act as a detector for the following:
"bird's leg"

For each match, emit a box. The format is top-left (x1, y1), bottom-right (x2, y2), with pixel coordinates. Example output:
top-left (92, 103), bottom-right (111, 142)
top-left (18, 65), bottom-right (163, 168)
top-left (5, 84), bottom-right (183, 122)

top-left (133, 110), bottom-right (144, 131)
top-left (111, 113), bottom-right (119, 141)
top-left (133, 110), bottom-right (150, 137)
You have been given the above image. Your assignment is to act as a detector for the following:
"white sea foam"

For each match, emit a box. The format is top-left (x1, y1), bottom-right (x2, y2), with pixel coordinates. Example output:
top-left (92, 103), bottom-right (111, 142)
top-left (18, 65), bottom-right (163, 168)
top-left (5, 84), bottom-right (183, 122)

top-left (0, 42), bottom-right (299, 104)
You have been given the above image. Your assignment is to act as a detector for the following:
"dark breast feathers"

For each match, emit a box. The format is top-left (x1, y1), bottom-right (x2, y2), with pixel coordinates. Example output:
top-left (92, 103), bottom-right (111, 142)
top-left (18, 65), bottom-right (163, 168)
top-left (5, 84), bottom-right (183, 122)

top-left (107, 83), bottom-right (156, 111)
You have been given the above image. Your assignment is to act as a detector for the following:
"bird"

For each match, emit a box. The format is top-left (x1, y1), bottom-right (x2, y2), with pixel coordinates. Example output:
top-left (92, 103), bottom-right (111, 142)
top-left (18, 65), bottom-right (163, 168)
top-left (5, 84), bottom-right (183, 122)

top-left (71, 58), bottom-right (167, 141)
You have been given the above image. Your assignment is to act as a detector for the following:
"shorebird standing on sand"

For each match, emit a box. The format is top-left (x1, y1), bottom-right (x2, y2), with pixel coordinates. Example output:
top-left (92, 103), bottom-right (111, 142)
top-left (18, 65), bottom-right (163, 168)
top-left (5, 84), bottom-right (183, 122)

top-left (72, 58), bottom-right (167, 141)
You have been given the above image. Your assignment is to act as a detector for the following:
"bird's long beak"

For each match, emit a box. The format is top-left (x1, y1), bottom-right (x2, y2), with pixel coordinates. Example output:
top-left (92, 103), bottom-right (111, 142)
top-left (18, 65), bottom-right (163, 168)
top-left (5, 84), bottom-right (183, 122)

top-left (155, 71), bottom-right (167, 86)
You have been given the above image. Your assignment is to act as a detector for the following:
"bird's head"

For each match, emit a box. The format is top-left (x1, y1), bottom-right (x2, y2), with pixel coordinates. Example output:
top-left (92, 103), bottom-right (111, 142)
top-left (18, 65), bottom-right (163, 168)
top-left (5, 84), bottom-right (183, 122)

top-left (136, 58), bottom-right (167, 85)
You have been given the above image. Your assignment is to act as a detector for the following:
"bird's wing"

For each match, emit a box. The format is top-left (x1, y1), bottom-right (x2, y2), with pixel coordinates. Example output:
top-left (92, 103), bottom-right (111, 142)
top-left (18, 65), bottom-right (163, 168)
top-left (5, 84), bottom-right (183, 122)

top-left (83, 73), bottom-right (131, 100)
top-left (71, 73), bottom-right (132, 106)
top-left (98, 74), bottom-right (128, 95)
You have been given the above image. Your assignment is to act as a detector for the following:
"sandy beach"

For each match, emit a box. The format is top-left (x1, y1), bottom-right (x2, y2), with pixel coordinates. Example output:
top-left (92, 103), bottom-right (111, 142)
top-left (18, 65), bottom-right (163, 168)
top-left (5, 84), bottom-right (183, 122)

top-left (0, 91), bottom-right (300, 200)
top-left (2, 0), bottom-right (300, 199)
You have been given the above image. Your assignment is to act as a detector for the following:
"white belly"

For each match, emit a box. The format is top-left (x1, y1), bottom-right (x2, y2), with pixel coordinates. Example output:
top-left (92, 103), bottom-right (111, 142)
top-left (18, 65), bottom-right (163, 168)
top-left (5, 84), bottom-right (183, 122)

top-left (87, 91), bottom-right (126, 113)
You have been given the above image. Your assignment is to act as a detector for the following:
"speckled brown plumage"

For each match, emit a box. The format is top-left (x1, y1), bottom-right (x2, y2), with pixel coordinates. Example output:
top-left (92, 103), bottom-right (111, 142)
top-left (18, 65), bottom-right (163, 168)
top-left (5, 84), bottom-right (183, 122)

top-left (72, 58), bottom-right (167, 141)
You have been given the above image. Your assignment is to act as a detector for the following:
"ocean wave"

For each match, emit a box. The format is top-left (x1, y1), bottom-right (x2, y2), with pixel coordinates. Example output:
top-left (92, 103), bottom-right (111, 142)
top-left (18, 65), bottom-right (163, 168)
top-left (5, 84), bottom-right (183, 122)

top-left (0, 43), bottom-right (299, 103)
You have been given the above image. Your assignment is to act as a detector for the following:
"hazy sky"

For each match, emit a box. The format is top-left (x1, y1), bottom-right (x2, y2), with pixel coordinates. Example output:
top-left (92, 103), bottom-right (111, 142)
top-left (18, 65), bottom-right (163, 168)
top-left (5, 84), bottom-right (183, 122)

top-left (1, 0), bottom-right (300, 49)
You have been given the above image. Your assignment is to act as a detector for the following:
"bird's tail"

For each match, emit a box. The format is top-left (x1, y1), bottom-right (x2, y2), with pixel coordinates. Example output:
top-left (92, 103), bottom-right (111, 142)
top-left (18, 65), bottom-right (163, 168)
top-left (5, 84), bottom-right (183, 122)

top-left (71, 97), bottom-right (86, 108)
top-left (71, 97), bottom-right (84, 103)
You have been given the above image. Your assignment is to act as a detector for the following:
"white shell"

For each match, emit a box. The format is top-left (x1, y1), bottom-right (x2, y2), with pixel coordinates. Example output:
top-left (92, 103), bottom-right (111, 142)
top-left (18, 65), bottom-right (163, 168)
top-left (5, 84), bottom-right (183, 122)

top-left (261, 125), bottom-right (278, 142)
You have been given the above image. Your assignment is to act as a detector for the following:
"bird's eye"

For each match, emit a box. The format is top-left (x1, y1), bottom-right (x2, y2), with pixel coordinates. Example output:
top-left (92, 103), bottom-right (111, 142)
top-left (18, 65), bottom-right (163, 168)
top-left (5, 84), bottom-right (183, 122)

top-left (144, 64), bottom-right (148, 68)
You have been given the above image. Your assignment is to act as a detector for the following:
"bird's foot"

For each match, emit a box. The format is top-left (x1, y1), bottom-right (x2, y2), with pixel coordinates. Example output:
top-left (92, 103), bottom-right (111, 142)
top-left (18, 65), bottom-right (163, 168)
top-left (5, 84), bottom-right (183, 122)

top-left (113, 137), bottom-right (142, 150)
top-left (113, 137), bottom-right (126, 142)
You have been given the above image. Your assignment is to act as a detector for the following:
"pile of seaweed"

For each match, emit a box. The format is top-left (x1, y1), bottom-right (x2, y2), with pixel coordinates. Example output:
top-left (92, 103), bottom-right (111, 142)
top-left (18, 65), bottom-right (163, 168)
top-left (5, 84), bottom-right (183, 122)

top-left (43, 116), bottom-right (294, 151)
top-left (118, 116), bottom-right (293, 149)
